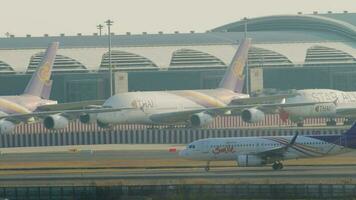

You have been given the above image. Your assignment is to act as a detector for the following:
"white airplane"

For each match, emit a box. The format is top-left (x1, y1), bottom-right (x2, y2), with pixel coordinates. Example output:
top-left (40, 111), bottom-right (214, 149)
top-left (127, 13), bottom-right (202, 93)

top-left (0, 42), bottom-right (59, 133)
top-left (1, 38), bottom-right (325, 130)
top-left (237, 89), bottom-right (356, 127)
top-left (180, 123), bottom-right (356, 171)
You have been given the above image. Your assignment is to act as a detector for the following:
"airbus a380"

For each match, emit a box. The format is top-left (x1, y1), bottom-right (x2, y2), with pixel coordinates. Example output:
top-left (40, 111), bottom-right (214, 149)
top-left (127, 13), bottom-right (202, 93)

top-left (238, 89), bottom-right (356, 126)
top-left (180, 123), bottom-right (356, 171)
top-left (1, 38), bottom-right (324, 131)
top-left (0, 42), bottom-right (59, 133)
top-left (281, 89), bottom-right (356, 126)
top-left (19, 38), bottom-right (320, 130)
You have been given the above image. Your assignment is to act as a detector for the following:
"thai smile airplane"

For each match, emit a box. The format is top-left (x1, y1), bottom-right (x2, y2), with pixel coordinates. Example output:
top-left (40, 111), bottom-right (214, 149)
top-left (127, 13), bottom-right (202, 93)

top-left (180, 123), bottom-right (356, 171)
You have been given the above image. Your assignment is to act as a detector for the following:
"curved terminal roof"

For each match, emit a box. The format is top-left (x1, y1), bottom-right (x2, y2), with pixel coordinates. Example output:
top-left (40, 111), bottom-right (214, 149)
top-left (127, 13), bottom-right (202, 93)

top-left (100, 50), bottom-right (158, 71)
top-left (0, 61), bottom-right (14, 74)
top-left (0, 12), bottom-right (353, 72)
top-left (248, 47), bottom-right (293, 68)
top-left (212, 14), bottom-right (356, 40)
top-left (169, 48), bottom-right (226, 69)
top-left (305, 45), bottom-right (356, 66)
top-left (27, 52), bottom-right (87, 73)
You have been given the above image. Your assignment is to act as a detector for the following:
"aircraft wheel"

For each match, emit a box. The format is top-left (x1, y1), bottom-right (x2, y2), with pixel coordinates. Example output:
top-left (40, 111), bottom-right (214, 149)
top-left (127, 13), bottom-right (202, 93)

top-left (296, 122), bottom-right (304, 127)
top-left (204, 161), bottom-right (210, 172)
top-left (272, 163), bottom-right (279, 170)
top-left (204, 166), bottom-right (210, 172)
top-left (277, 162), bottom-right (283, 170)
top-left (326, 120), bottom-right (337, 126)
top-left (272, 162), bottom-right (283, 170)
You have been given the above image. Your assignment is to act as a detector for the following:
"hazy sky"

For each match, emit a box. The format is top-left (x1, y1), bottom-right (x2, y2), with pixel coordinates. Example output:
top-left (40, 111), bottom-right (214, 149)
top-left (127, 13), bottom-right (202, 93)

top-left (1, 0), bottom-right (355, 37)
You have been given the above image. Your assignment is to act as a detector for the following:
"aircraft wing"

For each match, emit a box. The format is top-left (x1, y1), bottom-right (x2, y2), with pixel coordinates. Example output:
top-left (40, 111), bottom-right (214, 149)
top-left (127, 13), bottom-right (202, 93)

top-left (335, 106), bottom-right (356, 117)
top-left (0, 107), bottom-right (134, 122)
top-left (256, 132), bottom-right (299, 159)
top-left (148, 102), bottom-right (324, 124)
top-left (231, 93), bottom-right (298, 105)
top-left (37, 100), bottom-right (106, 111)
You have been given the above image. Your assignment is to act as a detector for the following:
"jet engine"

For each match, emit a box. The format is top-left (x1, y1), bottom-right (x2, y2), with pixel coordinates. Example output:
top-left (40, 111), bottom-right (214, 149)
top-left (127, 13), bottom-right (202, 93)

top-left (43, 114), bottom-right (69, 130)
top-left (241, 108), bottom-right (265, 123)
top-left (79, 113), bottom-right (97, 124)
top-left (237, 155), bottom-right (265, 167)
top-left (0, 120), bottom-right (16, 134)
top-left (190, 112), bottom-right (214, 127)
top-left (97, 120), bottom-right (112, 128)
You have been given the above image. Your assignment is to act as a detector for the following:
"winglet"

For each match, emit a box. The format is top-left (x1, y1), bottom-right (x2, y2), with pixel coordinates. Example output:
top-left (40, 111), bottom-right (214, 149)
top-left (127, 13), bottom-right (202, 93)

top-left (333, 98), bottom-right (338, 106)
top-left (281, 98), bottom-right (286, 104)
top-left (289, 131), bottom-right (299, 146)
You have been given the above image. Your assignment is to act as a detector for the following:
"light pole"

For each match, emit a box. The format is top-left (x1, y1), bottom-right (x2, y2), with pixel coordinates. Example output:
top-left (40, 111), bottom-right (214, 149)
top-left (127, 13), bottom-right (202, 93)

top-left (97, 24), bottom-right (104, 36)
top-left (105, 19), bottom-right (114, 96)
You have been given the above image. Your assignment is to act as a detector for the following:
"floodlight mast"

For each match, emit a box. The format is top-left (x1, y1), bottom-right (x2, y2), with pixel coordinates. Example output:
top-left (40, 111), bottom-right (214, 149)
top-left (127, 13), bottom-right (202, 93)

top-left (105, 19), bottom-right (114, 96)
top-left (97, 24), bottom-right (104, 36)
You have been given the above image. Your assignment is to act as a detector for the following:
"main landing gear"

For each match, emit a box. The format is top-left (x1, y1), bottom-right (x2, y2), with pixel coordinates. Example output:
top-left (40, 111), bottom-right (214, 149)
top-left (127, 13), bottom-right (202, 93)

top-left (272, 162), bottom-right (283, 170)
top-left (326, 119), bottom-right (337, 126)
top-left (204, 161), bottom-right (210, 172)
top-left (296, 122), bottom-right (304, 127)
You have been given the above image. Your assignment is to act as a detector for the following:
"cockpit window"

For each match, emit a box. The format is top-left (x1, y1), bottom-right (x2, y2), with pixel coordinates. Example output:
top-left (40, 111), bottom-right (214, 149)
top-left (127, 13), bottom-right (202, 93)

top-left (188, 145), bottom-right (196, 149)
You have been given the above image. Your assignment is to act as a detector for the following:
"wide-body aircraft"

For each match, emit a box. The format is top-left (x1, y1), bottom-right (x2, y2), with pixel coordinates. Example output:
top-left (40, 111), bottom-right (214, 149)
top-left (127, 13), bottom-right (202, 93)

top-left (0, 42), bottom-right (58, 133)
top-left (1, 38), bottom-right (324, 131)
top-left (238, 89), bottom-right (356, 126)
top-left (281, 89), bottom-right (356, 126)
top-left (180, 123), bottom-right (356, 171)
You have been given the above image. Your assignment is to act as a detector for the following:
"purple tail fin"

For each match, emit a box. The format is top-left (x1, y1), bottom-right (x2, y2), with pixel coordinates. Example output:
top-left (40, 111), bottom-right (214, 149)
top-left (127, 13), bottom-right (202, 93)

top-left (343, 122), bottom-right (356, 137)
top-left (41, 80), bottom-right (53, 99)
top-left (23, 42), bottom-right (59, 98)
top-left (218, 38), bottom-right (251, 93)
top-left (339, 122), bottom-right (356, 149)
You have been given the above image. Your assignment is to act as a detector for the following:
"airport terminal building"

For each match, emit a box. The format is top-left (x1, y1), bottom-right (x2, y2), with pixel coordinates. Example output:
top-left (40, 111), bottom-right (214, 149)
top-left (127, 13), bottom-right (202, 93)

top-left (0, 11), bottom-right (355, 103)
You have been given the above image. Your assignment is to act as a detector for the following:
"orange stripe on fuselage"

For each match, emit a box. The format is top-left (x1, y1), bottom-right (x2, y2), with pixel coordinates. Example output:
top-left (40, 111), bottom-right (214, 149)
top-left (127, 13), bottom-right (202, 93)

top-left (173, 90), bottom-right (226, 108)
top-left (0, 98), bottom-right (31, 114)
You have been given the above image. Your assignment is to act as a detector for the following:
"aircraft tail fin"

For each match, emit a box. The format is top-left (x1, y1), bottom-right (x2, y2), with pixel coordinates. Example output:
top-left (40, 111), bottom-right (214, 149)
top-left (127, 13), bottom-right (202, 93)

top-left (218, 38), bottom-right (251, 93)
top-left (41, 80), bottom-right (53, 99)
top-left (343, 123), bottom-right (356, 137)
top-left (23, 42), bottom-right (59, 98)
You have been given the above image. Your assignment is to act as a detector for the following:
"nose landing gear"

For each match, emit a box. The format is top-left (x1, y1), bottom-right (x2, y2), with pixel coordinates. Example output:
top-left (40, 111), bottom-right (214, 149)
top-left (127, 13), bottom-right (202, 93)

top-left (272, 161), bottom-right (283, 170)
top-left (204, 161), bottom-right (210, 172)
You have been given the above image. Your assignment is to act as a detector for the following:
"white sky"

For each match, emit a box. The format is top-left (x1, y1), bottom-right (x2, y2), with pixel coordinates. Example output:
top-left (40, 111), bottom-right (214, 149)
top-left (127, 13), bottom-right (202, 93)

top-left (1, 0), bottom-right (355, 37)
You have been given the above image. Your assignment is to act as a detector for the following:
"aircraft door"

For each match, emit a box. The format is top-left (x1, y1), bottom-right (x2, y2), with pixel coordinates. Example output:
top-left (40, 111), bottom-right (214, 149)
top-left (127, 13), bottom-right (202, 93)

top-left (198, 140), bottom-right (210, 154)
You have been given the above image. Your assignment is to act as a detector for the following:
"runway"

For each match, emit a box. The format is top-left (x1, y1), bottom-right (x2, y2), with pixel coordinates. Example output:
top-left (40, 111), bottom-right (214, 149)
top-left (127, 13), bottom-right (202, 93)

top-left (1, 144), bottom-right (356, 186)
top-left (1, 165), bottom-right (356, 186)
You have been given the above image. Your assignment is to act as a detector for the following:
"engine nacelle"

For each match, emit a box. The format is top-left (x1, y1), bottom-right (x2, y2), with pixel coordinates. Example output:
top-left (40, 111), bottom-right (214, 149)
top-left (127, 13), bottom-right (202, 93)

top-left (237, 155), bottom-right (265, 167)
top-left (0, 120), bottom-right (16, 134)
top-left (97, 120), bottom-right (112, 129)
top-left (43, 114), bottom-right (69, 130)
top-left (241, 108), bottom-right (265, 123)
top-left (190, 112), bottom-right (214, 127)
top-left (79, 113), bottom-right (97, 124)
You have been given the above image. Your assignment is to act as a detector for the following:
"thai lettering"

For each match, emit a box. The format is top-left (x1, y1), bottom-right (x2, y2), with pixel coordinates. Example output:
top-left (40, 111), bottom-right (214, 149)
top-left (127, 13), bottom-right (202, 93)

top-left (131, 98), bottom-right (154, 110)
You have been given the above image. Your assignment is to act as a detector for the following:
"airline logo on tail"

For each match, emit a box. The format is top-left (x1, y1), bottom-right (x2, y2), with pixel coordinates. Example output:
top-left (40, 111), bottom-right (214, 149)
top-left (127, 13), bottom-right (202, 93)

top-left (232, 59), bottom-right (245, 79)
top-left (38, 62), bottom-right (51, 82)
top-left (218, 38), bottom-right (251, 93)
top-left (23, 42), bottom-right (59, 98)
